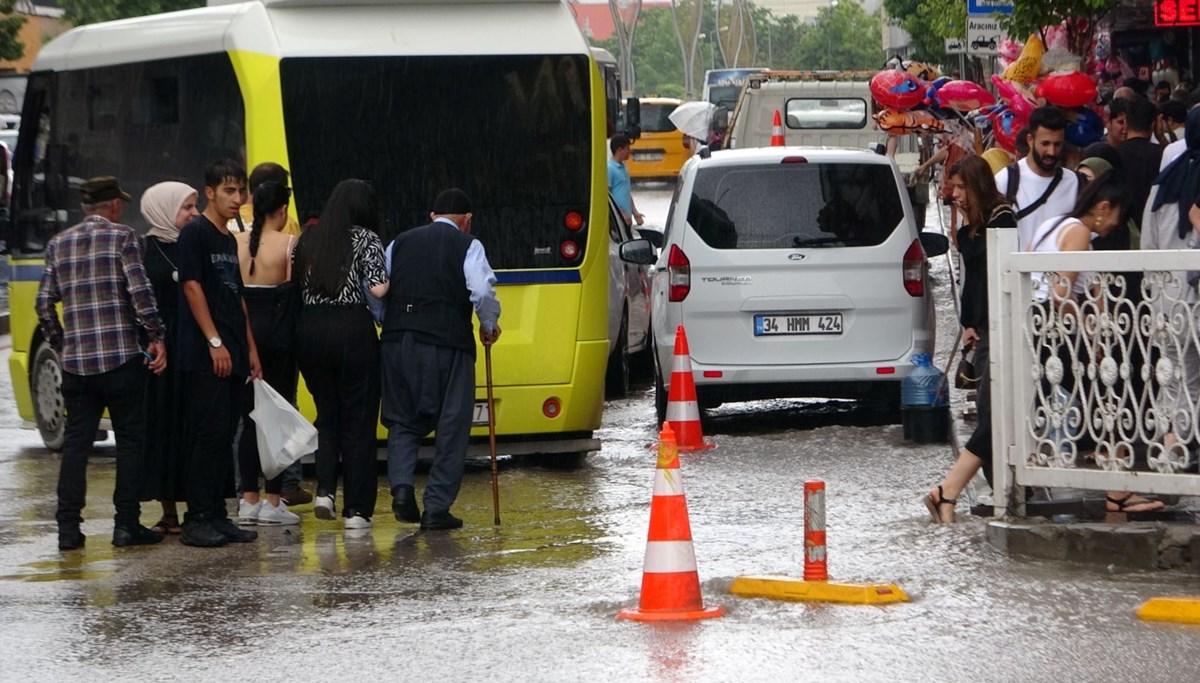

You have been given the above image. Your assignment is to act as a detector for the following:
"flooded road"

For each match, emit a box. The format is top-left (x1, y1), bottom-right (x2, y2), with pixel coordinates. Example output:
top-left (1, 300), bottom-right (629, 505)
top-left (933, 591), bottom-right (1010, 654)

top-left (1, 185), bottom-right (1197, 680)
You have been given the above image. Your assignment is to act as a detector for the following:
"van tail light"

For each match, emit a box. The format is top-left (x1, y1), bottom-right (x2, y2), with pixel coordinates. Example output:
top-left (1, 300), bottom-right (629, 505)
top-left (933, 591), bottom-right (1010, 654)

top-left (668, 244), bottom-right (691, 302)
top-left (683, 136), bottom-right (691, 150)
top-left (903, 239), bottom-right (925, 297)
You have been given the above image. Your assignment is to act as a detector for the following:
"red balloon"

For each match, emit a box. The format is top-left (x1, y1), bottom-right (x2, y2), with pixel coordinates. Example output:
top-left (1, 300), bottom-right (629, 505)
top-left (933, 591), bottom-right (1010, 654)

top-left (992, 110), bottom-right (1028, 155)
top-left (1036, 72), bottom-right (1098, 108)
top-left (934, 80), bottom-right (996, 112)
top-left (870, 70), bottom-right (926, 111)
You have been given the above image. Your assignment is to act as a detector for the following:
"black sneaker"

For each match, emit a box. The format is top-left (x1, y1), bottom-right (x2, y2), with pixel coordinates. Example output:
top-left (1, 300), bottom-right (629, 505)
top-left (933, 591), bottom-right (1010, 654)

top-left (281, 487), bottom-right (314, 506)
top-left (419, 511), bottom-right (463, 531)
top-left (58, 526), bottom-right (86, 551)
top-left (113, 524), bottom-right (165, 547)
top-left (180, 520), bottom-right (229, 548)
top-left (391, 484), bottom-right (421, 523)
top-left (211, 517), bottom-right (258, 543)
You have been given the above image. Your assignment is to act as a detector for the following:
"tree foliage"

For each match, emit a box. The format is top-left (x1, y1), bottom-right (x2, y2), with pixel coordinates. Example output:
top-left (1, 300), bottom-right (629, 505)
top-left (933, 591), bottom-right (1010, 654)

top-left (59, 0), bottom-right (204, 25)
top-left (0, 0), bottom-right (28, 62)
top-left (1000, 0), bottom-right (1116, 57)
top-left (793, 1), bottom-right (884, 71)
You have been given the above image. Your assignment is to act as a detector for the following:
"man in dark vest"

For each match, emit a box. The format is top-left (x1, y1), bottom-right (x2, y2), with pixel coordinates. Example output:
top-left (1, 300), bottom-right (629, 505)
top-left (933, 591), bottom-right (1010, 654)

top-left (381, 188), bottom-right (501, 530)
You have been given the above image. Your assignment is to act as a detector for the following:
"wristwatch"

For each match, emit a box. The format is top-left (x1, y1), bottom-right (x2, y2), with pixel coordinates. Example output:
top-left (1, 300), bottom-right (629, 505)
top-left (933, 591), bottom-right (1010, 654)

top-left (208, 336), bottom-right (223, 349)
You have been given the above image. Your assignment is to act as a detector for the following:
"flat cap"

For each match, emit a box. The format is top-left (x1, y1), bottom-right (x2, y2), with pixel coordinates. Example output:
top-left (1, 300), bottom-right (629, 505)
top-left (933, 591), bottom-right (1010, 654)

top-left (81, 176), bottom-right (132, 204)
top-left (432, 188), bottom-right (472, 215)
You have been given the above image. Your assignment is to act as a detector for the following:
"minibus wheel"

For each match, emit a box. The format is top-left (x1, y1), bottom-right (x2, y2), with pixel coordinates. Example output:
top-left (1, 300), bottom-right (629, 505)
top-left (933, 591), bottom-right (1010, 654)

top-left (31, 340), bottom-right (66, 451)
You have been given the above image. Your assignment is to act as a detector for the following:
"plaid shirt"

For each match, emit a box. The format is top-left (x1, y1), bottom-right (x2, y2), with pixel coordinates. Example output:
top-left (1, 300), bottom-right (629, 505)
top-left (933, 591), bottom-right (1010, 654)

top-left (36, 215), bottom-right (165, 376)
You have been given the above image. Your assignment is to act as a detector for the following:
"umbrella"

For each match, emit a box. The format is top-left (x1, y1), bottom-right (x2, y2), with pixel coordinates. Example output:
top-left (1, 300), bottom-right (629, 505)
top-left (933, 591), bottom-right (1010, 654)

top-left (668, 101), bottom-right (717, 141)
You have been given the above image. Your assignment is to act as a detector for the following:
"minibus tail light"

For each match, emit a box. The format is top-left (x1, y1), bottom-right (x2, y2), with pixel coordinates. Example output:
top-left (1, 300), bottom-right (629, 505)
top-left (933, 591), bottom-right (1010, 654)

top-left (668, 245), bottom-right (690, 302)
top-left (564, 211), bottom-right (584, 231)
top-left (903, 239), bottom-right (925, 297)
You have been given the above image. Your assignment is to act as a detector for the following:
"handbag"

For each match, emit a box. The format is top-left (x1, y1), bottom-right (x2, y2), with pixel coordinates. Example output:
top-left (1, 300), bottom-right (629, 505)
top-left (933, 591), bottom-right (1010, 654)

top-left (250, 378), bottom-right (318, 479)
top-left (955, 343), bottom-right (981, 390)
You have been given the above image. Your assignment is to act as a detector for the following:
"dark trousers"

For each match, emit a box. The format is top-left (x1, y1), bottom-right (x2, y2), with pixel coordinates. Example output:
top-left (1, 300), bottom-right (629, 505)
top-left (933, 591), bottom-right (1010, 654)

top-left (297, 305), bottom-right (380, 518)
top-left (184, 370), bottom-right (243, 522)
top-left (381, 332), bottom-right (475, 515)
top-left (238, 288), bottom-right (299, 495)
top-left (965, 334), bottom-right (993, 486)
top-left (56, 358), bottom-right (148, 528)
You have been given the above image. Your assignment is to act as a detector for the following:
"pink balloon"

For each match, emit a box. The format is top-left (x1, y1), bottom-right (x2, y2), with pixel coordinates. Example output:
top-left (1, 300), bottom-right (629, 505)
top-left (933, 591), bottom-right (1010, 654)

top-left (935, 80), bottom-right (996, 112)
top-left (1037, 72), bottom-right (1097, 108)
top-left (991, 75), bottom-right (1034, 120)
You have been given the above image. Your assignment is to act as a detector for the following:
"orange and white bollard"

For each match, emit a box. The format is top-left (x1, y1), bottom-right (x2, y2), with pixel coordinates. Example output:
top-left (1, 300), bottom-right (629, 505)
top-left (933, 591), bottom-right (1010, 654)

top-left (730, 479), bottom-right (907, 605)
top-left (803, 480), bottom-right (828, 582)
top-left (769, 109), bottom-right (785, 146)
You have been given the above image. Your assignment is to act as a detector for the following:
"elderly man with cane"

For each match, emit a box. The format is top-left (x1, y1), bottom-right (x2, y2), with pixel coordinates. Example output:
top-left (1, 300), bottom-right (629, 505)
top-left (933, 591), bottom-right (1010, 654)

top-left (381, 188), bottom-right (501, 530)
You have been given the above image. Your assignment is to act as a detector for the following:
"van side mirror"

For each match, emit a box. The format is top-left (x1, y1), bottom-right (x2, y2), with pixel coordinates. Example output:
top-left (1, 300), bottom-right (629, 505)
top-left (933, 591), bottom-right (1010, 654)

top-left (919, 232), bottom-right (949, 258)
top-left (635, 227), bottom-right (663, 250)
top-left (619, 238), bottom-right (657, 265)
top-left (868, 142), bottom-right (887, 156)
top-left (624, 96), bottom-right (641, 140)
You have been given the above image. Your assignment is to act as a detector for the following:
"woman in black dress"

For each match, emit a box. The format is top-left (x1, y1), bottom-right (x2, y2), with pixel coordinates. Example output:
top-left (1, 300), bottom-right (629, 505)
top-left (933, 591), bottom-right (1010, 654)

top-left (140, 181), bottom-right (200, 534)
top-left (922, 155), bottom-right (1016, 523)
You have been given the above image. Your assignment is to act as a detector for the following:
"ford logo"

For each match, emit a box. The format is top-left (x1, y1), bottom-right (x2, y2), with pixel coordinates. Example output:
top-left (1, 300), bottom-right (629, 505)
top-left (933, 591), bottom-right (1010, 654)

top-left (788, 253), bottom-right (806, 261)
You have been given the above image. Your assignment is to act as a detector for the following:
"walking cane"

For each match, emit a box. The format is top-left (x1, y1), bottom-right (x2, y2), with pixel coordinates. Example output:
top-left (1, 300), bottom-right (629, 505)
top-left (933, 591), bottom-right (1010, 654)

top-left (485, 343), bottom-right (501, 525)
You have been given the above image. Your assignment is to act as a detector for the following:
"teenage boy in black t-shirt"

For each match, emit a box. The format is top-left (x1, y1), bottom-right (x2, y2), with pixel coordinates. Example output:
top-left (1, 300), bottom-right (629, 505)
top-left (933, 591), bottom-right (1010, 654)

top-left (177, 159), bottom-right (263, 548)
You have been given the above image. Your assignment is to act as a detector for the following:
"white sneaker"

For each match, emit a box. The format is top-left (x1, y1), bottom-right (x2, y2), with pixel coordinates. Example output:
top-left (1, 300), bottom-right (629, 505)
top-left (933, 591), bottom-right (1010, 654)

top-left (238, 499), bottom-right (263, 526)
top-left (314, 494), bottom-right (336, 520)
top-left (258, 500), bottom-right (300, 526)
top-left (343, 514), bottom-right (372, 530)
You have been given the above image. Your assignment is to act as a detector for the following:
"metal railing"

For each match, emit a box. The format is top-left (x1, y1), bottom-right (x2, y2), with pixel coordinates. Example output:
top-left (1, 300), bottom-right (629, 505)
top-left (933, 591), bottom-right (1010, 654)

top-left (988, 229), bottom-right (1200, 517)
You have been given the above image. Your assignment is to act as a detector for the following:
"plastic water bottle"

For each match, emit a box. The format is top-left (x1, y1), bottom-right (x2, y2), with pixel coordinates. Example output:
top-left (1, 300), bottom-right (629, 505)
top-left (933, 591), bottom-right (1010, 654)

top-left (901, 354), bottom-right (948, 407)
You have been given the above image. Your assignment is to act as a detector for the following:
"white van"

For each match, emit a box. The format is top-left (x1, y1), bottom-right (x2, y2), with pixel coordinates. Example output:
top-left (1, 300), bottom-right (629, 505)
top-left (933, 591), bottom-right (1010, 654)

top-left (647, 147), bottom-right (948, 421)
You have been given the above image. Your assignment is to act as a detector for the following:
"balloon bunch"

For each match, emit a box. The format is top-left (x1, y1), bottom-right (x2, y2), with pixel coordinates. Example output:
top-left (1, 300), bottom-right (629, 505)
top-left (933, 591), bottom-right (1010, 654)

top-left (869, 68), bottom-right (994, 138)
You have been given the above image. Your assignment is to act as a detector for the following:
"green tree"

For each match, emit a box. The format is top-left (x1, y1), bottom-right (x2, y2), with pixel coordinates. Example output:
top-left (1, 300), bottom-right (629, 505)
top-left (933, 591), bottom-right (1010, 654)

top-left (59, 0), bottom-right (204, 25)
top-left (596, 8), bottom-right (687, 98)
top-left (1000, 0), bottom-right (1116, 58)
top-left (883, 0), bottom-right (966, 63)
top-left (793, 1), bottom-right (884, 71)
top-left (0, 0), bottom-right (28, 62)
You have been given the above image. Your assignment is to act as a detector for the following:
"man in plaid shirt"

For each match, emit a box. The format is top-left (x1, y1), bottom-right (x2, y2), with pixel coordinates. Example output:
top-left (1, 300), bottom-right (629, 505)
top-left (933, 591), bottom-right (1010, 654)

top-left (36, 176), bottom-right (169, 551)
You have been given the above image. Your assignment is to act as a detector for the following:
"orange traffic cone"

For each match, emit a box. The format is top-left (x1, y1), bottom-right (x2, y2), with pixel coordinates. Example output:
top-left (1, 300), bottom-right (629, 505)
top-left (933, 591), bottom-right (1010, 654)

top-left (770, 109), bottom-right (785, 146)
top-left (618, 424), bottom-right (724, 622)
top-left (666, 325), bottom-right (714, 452)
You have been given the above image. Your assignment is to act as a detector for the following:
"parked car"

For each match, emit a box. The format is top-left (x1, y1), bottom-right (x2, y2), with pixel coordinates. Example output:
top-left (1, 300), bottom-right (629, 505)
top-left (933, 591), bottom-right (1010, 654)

top-left (625, 97), bottom-right (692, 181)
top-left (649, 146), bottom-right (948, 422)
top-left (606, 193), bottom-right (654, 395)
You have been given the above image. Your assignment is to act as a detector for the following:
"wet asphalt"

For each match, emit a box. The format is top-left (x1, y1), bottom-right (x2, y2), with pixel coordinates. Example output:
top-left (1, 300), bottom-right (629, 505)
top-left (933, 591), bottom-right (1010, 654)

top-left (1, 186), bottom-right (1198, 680)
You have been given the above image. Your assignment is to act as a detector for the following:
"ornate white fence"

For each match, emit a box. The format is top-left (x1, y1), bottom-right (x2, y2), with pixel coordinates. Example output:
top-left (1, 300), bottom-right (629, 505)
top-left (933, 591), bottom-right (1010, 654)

top-left (988, 229), bottom-right (1200, 517)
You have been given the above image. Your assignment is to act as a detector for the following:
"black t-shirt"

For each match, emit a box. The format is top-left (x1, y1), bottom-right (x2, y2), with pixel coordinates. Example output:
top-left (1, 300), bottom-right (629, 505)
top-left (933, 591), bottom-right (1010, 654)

top-left (176, 215), bottom-right (249, 377)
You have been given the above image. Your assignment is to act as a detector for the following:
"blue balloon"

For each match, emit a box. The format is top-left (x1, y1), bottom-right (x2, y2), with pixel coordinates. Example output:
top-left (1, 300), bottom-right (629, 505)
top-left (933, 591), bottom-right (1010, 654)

top-left (1066, 108), bottom-right (1103, 147)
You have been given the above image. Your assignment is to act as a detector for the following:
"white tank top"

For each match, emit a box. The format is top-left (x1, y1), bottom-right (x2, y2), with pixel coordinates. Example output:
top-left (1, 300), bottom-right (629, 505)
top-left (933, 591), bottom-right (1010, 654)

top-left (1029, 215), bottom-right (1092, 302)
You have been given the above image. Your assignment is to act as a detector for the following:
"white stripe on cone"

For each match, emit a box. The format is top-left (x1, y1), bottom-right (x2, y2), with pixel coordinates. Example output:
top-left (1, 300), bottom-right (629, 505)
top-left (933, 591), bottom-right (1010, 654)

top-left (666, 399), bottom-right (701, 422)
top-left (671, 354), bottom-right (693, 375)
top-left (653, 468), bottom-right (686, 496)
top-left (642, 540), bottom-right (699, 573)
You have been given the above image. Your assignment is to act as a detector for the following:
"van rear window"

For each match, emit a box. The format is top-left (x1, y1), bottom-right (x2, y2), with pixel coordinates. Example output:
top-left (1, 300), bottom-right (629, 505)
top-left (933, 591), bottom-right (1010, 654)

top-left (785, 98), bottom-right (867, 130)
top-left (687, 163), bottom-right (904, 250)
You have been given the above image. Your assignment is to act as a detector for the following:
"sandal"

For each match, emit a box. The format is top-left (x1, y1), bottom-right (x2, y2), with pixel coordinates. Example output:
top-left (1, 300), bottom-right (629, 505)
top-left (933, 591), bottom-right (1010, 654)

top-left (151, 515), bottom-right (182, 535)
top-left (922, 485), bottom-right (957, 524)
top-left (1105, 494), bottom-right (1164, 514)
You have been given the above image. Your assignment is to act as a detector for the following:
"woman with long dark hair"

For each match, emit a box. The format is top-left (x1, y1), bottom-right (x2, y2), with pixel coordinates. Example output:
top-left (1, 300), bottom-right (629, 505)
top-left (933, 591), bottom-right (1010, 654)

top-left (293, 179), bottom-right (389, 529)
top-left (923, 155), bottom-right (1016, 523)
top-left (235, 180), bottom-right (302, 526)
top-left (139, 181), bottom-right (200, 535)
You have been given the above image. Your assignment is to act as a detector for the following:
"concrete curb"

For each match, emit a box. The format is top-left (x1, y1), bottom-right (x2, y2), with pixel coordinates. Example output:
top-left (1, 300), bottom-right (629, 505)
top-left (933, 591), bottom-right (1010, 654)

top-left (986, 519), bottom-right (1200, 572)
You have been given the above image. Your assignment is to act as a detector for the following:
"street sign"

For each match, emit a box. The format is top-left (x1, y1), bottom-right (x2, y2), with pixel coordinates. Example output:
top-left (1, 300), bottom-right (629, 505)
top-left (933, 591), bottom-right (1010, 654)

top-left (967, 15), bottom-right (1004, 56)
top-left (967, 0), bottom-right (1013, 14)
top-left (945, 38), bottom-right (966, 55)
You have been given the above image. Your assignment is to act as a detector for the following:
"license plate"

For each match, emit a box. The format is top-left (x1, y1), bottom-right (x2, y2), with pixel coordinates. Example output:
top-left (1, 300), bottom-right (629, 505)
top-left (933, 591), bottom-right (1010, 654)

top-left (472, 401), bottom-right (490, 426)
top-left (633, 151), bottom-right (664, 161)
top-left (754, 313), bottom-right (843, 336)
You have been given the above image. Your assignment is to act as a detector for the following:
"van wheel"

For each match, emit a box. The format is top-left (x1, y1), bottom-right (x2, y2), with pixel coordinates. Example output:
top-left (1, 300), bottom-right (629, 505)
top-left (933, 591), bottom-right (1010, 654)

top-left (31, 341), bottom-right (66, 451)
top-left (605, 315), bottom-right (630, 397)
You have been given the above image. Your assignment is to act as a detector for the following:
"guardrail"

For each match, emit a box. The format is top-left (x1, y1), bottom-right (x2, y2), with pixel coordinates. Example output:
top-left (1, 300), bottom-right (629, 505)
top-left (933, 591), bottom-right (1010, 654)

top-left (988, 229), bottom-right (1200, 517)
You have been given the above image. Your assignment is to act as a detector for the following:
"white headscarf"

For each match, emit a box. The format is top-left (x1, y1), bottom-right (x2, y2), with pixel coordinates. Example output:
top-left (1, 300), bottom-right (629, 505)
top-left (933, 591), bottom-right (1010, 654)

top-left (140, 181), bottom-right (197, 244)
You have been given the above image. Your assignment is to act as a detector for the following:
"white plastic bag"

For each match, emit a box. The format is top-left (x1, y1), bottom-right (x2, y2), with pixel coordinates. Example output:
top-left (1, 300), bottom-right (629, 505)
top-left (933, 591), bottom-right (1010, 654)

top-left (250, 378), bottom-right (318, 479)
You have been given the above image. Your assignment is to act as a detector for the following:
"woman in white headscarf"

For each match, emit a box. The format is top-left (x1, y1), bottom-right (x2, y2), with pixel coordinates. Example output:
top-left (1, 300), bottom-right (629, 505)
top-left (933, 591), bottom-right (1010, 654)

top-left (139, 181), bottom-right (199, 534)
